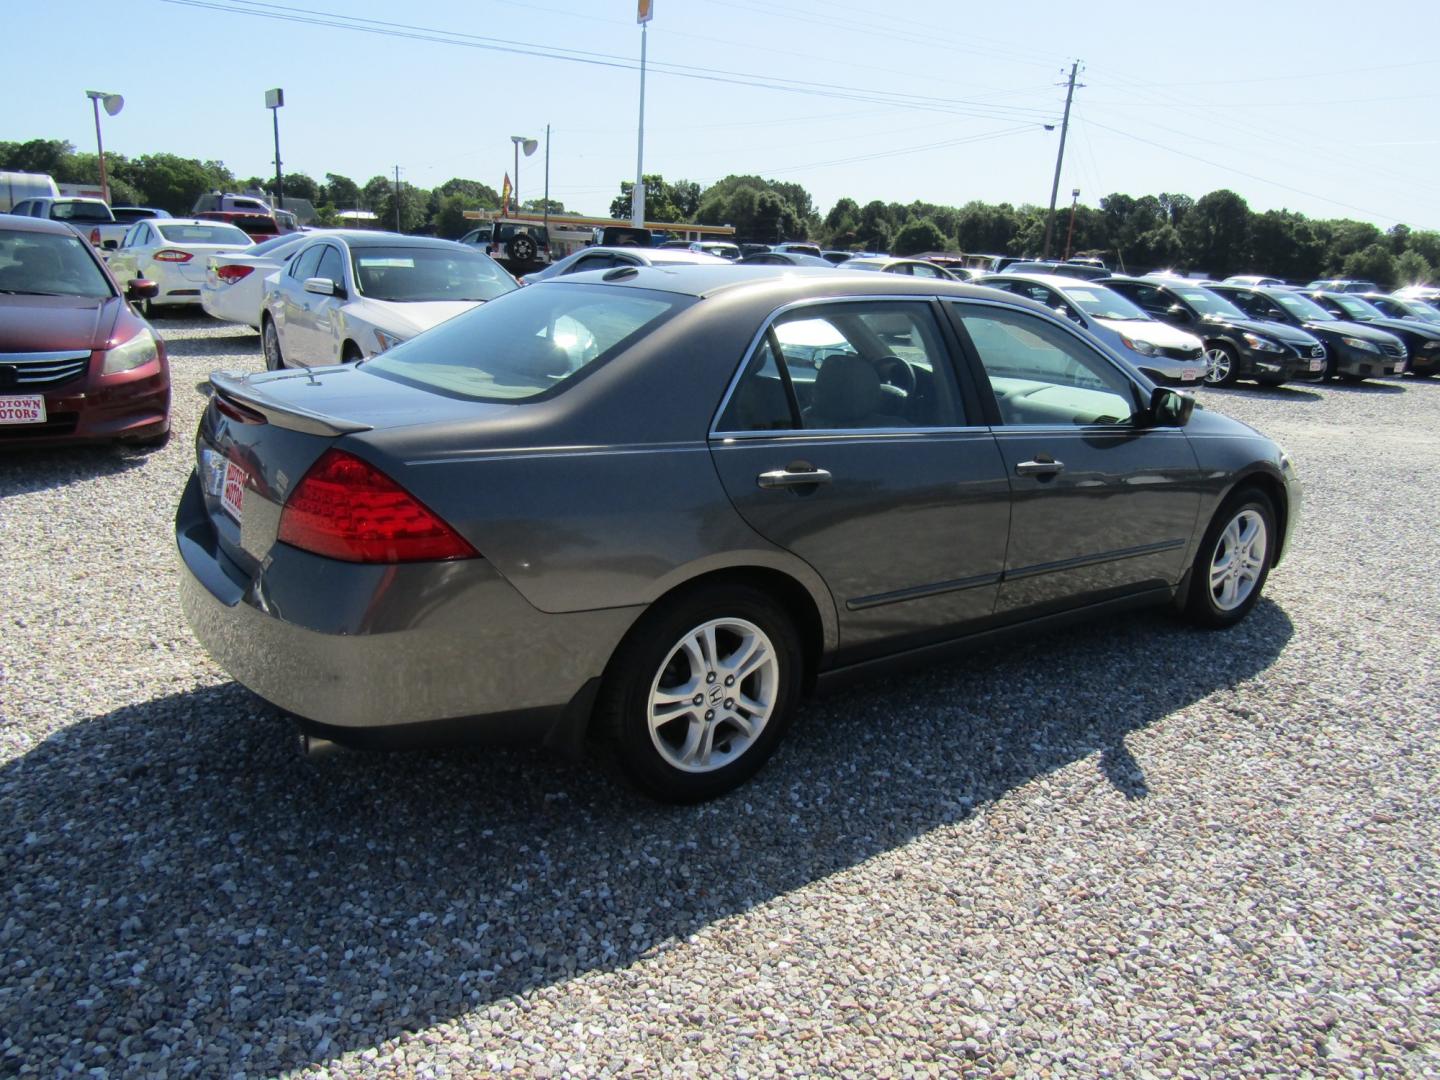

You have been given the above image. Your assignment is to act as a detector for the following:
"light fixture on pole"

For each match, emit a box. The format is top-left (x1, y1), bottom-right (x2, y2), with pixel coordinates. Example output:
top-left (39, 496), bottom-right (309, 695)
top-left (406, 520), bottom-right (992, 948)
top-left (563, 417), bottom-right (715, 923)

top-left (84, 91), bottom-right (124, 204)
top-left (265, 88), bottom-right (285, 210)
top-left (1064, 188), bottom-right (1080, 261)
top-left (511, 135), bottom-right (538, 213)
top-left (632, 0), bottom-right (653, 227)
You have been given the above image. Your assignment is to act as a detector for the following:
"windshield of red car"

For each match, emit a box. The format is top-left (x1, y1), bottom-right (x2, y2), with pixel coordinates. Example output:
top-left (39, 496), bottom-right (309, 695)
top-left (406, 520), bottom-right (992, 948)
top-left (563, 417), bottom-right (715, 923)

top-left (0, 229), bottom-right (114, 298)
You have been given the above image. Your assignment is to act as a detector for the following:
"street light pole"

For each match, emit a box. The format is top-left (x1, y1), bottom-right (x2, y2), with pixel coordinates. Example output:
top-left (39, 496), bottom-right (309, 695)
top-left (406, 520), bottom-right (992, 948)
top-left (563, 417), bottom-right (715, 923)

top-left (1042, 60), bottom-right (1081, 260)
top-left (1064, 188), bottom-right (1080, 261)
top-left (265, 88), bottom-right (285, 210)
top-left (510, 135), bottom-right (538, 216)
top-left (631, 1), bottom-right (652, 227)
top-left (84, 90), bottom-right (123, 204)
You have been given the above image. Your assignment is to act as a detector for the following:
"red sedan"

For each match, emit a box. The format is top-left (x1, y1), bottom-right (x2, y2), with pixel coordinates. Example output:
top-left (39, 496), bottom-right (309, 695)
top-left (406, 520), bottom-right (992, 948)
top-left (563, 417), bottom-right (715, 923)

top-left (0, 215), bottom-right (170, 447)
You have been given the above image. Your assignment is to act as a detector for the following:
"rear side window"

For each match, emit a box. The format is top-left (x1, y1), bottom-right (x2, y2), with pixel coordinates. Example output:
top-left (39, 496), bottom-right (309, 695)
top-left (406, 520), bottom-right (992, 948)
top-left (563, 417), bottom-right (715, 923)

top-left (718, 302), bottom-right (965, 432)
top-left (365, 283), bottom-right (688, 402)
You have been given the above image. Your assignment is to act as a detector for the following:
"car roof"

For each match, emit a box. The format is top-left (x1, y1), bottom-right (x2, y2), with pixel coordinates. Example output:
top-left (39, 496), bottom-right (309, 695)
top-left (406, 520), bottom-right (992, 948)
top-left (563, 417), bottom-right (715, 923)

top-left (299, 230), bottom-right (474, 251)
top-left (983, 272), bottom-right (1110, 291)
top-left (0, 214), bottom-right (85, 237)
top-left (549, 263), bottom-right (995, 301)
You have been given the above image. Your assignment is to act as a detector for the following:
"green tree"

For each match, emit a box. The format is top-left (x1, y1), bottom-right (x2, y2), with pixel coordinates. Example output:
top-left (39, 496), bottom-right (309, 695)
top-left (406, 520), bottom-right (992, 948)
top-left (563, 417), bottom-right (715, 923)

top-left (609, 174), bottom-right (693, 222)
top-left (1394, 250), bottom-right (1434, 287)
top-left (1341, 243), bottom-right (1397, 289)
top-left (521, 197), bottom-right (566, 214)
top-left (1179, 189), bottom-right (1251, 278)
top-left (435, 177), bottom-right (501, 207)
top-left (323, 172), bottom-right (361, 209)
top-left (432, 193), bottom-right (478, 239)
top-left (0, 139), bottom-right (75, 176)
top-left (956, 200), bottom-right (1019, 254)
top-left (893, 217), bottom-right (948, 256)
top-left (1248, 209), bottom-right (1325, 283)
top-left (263, 172), bottom-right (319, 204)
top-left (1402, 230), bottom-right (1440, 270)
top-left (129, 153), bottom-right (233, 215)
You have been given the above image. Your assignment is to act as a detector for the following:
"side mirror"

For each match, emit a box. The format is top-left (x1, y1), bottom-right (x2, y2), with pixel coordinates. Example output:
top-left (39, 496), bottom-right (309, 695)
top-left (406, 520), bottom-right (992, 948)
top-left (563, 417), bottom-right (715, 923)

top-left (1165, 304), bottom-right (1191, 323)
top-left (303, 276), bottom-right (341, 297)
top-left (1265, 308), bottom-right (1286, 321)
top-left (1149, 386), bottom-right (1194, 428)
top-left (126, 279), bottom-right (159, 301)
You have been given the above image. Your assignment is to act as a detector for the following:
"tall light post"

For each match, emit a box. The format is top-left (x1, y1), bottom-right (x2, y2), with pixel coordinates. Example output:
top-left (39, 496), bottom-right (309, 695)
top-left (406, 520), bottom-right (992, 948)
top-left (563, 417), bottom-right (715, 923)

top-left (84, 91), bottom-right (124, 204)
top-left (1064, 188), bottom-right (1080, 261)
top-left (265, 88), bottom-right (285, 210)
top-left (632, 0), bottom-right (653, 226)
top-left (511, 135), bottom-right (537, 213)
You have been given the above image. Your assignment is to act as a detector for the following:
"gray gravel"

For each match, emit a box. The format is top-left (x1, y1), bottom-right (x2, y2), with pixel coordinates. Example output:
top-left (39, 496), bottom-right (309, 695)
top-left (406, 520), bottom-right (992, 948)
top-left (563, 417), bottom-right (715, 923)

top-left (2, 315), bottom-right (1437, 1078)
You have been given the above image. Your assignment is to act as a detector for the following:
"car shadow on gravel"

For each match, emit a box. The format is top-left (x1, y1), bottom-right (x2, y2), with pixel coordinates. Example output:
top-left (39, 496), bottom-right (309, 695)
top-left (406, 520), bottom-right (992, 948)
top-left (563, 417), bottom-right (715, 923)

top-left (1204, 384), bottom-right (1323, 404)
top-left (0, 601), bottom-right (1292, 1074)
top-left (1325, 380), bottom-right (1406, 394)
top-left (0, 445), bottom-right (152, 496)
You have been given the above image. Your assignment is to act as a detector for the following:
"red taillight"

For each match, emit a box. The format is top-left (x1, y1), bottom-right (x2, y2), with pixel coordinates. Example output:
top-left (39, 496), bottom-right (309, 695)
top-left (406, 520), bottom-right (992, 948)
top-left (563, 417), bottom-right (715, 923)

top-left (154, 249), bottom-right (193, 263)
top-left (277, 449), bottom-right (477, 563)
top-left (216, 264), bottom-right (255, 283)
top-left (89, 227), bottom-right (102, 244)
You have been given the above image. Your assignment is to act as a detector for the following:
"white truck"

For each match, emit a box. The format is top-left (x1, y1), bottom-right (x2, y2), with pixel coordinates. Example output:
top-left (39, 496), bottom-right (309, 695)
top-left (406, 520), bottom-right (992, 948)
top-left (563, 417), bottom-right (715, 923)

top-left (6, 196), bottom-right (129, 251)
top-left (0, 171), bottom-right (59, 213)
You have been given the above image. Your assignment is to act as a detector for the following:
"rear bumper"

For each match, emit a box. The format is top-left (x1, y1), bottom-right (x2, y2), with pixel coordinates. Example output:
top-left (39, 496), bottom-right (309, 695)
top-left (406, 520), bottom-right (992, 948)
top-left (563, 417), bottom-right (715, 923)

top-left (174, 471), bottom-right (640, 742)
top-left (200, 283), bottom-right (262, 328)
top-left (0, 360), bottom-right (170, 447)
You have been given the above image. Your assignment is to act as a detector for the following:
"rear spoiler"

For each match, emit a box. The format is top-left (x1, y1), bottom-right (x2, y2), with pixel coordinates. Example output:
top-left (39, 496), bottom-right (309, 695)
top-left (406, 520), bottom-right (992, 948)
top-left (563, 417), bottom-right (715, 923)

top-left (209, 371), bottom-right (373, 437)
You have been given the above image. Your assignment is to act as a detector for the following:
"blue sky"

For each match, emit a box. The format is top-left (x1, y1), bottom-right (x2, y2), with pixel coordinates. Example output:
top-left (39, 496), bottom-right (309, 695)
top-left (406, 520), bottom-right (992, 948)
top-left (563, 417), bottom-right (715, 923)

top-left (8, 0), bottom-right (1437, 229)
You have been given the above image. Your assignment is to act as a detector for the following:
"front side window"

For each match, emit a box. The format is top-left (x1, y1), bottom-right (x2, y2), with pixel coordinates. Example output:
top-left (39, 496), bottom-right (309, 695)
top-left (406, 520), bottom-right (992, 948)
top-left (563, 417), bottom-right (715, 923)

top-left (718, 302), bottom-right (965, 432)
top-left (365, 282), bottom-right (686, 402)
top-left (953, 304), bottom-right (1138, 427)
top-left (314, 245), bottom-right (346, 287)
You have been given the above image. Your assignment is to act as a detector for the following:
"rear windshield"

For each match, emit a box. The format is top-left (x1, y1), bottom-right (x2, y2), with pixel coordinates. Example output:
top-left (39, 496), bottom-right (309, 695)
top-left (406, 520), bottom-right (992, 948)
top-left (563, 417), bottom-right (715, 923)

top-left (0, 229), bottom-right (114, 298)
top-left (158, 223), bottom-right (252, 245)
top-left (50, 201), bottom-right (113, 223)
top-left (247, 233), bottom-right (307, 256)
top-left (365, 283), bottom-right (688, 402)
top-left (351, 245), bottom-right (518, 303)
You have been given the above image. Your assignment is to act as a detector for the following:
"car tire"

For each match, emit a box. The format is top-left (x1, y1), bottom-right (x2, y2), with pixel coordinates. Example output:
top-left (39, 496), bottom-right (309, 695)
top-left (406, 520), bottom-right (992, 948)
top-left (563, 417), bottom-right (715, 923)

top-left (1183, 488), bottom-right (1276, 629)
top-left (262, 317), bottom-right (286, 371)
top-left (1202, 343), bottom-right (1239, 387)
top-left (600, 584), bottom-right (803, 803)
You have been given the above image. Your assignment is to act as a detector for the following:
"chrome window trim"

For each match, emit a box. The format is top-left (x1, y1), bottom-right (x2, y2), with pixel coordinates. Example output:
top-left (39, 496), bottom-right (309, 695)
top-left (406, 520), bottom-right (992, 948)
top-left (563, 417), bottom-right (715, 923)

top-left (708, 293), bottom-right (974, 439)
top-left (0, 350), bottom-right (94, 364)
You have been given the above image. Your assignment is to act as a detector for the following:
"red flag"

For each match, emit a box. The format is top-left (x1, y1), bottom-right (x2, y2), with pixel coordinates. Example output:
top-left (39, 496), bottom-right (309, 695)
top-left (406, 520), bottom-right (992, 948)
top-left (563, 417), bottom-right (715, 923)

top-left (500, 173), bottom-right (513, 215)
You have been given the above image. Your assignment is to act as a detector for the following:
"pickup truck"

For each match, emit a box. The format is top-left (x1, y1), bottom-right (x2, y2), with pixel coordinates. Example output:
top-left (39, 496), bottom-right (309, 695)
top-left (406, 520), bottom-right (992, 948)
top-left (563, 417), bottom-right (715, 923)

top-left (6, 196), bottom-right (129, 251)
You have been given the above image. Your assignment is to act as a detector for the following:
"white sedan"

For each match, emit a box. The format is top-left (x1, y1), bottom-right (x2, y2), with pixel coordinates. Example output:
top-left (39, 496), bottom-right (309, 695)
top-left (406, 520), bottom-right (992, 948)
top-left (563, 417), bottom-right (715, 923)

top-left (201, 233), bottom-right (314, 329)
top-left (260, 232), bottom-right (518, 369)
top-left (106, 219), bottom-right (253, 317)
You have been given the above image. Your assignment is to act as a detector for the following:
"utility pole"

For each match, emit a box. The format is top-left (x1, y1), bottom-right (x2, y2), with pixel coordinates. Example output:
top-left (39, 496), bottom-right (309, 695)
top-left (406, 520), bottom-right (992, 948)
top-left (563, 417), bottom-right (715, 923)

top-left (1042, 60), bottom-right (1082, 261)
top-left (265, 89), bottom-right (284, 210)
top-left (631, 0), bottom-right (652, 227)
top-left (543, 124), bottom-right (551, 235)
top-left (393, 165), bottom-right (402, 232)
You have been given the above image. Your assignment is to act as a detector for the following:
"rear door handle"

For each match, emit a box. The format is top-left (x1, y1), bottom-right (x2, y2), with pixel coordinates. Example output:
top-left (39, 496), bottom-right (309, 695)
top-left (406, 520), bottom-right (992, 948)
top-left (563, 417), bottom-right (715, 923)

top-left (1015, 457), bottom-right (1064, 476)
top-left (757, 466), bottom-right (832, 489)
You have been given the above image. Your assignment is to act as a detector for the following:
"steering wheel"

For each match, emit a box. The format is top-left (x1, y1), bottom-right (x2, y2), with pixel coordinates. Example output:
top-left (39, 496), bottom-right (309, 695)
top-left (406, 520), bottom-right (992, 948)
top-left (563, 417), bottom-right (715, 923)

top-left (873, 354), bottom-right (916, 397)
top-left (507, 234), bottom-right (538, 263)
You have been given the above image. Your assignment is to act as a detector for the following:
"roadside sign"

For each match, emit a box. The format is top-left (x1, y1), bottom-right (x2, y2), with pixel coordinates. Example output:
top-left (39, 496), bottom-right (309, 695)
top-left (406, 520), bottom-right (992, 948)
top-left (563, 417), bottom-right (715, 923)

top-left (638, 0), bottom-right (653, 23)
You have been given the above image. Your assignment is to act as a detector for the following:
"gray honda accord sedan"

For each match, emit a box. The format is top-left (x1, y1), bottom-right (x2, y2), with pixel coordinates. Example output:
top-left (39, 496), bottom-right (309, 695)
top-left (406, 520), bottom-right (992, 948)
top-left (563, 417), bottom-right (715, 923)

top-left (177, 266), bottom-right (1300, 802)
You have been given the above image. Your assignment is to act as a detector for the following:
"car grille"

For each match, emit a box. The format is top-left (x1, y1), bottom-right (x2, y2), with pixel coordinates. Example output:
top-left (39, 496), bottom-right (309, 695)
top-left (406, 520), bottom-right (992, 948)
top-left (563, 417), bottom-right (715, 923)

top-left (1379, 341), bottom-right (1406, 359)
top-left (0, 351), bottom-right (92, 390)
top-left (1158, 345), bottom-right (1204, 360)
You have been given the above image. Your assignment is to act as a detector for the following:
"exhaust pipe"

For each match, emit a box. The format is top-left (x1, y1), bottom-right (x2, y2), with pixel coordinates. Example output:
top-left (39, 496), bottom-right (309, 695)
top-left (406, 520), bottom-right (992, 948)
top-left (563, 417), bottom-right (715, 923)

top-left (296, 730), bottom-right (341, 759)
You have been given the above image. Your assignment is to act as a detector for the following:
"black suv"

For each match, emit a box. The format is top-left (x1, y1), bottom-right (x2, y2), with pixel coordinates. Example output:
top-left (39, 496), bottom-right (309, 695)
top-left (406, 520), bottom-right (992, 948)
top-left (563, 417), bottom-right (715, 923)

top-left (1206, 285), bottom-right (1406, 382)
top-left (458, 220), bottom-right (551, 276)
top-left (1102, 277), bottom-right (1326, 387)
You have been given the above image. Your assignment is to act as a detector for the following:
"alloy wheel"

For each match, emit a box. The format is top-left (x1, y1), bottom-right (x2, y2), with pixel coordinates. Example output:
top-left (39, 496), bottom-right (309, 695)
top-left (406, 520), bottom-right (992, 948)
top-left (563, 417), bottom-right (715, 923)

top-left (262, 321), bottom-right (284, 371)
top-left (1203, 346), bottom-right (1232, 385)
top-left (647, 617), bottom-right (778, 773)
top-left (1209, 509), bottom-right (1268, 611)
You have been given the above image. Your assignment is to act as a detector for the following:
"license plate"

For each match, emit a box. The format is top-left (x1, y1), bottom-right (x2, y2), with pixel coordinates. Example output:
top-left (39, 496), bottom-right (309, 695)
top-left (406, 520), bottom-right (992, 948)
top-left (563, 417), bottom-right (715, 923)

top-left (0, 395), bottom-right (46, 425)
top-left (1181, 368), bottom-right (1198, 382)
top-left (221, 460), bottom-right (249, 522)
top-left (1309, 359), bottom-right (1324, 371)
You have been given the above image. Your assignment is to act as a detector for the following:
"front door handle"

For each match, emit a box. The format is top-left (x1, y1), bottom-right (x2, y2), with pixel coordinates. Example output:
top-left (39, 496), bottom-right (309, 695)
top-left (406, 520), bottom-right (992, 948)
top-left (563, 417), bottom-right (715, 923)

top-left (1015, 456), bottom-right (1065, 476)
top-left (757, 465), bottom-right (832, 490)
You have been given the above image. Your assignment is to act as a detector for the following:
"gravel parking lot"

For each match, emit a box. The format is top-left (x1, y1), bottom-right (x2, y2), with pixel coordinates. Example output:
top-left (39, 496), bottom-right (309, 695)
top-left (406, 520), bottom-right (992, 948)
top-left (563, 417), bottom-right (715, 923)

top-left (2, 315), bottom-right (1437, 1078)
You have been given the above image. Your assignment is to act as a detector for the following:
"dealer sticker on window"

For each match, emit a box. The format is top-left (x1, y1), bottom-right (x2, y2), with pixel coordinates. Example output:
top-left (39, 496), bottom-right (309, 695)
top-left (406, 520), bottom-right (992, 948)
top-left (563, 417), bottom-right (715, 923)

top-left (0, 395), bottom-right (46, 425)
